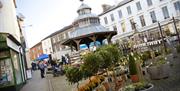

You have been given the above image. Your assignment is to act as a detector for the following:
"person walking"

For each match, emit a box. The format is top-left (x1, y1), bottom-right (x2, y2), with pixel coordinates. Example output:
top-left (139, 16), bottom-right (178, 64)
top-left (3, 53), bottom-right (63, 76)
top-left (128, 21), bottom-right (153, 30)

top-left (38, 61), bottom-right (45, 78)
top-left (31, 61), bottom-right (36, 71)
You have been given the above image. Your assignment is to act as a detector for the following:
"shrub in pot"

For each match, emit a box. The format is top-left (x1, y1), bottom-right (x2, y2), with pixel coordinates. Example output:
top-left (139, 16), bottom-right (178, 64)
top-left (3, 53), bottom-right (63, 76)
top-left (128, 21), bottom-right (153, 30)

top-left (128, 53), bottom-right (139, 83)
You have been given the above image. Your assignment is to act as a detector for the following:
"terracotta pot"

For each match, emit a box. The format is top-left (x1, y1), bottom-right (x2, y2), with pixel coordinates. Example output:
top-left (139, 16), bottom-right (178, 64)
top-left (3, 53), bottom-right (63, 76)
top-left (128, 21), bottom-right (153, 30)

top-left (102, 82), bottom-right (110, 91)
top-left (131, 75), bottom-right (139, 83)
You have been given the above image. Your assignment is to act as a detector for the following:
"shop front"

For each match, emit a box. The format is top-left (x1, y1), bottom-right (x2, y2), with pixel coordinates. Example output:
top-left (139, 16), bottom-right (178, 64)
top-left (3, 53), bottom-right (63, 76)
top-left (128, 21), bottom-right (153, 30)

top-left (0, 33), bottom-right (26, 91)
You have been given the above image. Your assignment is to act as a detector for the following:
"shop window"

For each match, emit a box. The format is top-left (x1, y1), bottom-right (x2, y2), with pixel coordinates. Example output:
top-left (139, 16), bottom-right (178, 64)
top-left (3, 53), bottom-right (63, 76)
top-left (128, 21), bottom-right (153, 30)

top-left (0, 58), bottom-right (14, 87)
top-left (11, 50), bottom-right (22, 84)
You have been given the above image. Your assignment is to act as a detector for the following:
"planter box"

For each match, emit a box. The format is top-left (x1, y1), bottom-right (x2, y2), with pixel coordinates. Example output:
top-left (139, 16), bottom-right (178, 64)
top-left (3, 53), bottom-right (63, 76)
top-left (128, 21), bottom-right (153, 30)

top-left (147, 64), bottom-right (170, 80)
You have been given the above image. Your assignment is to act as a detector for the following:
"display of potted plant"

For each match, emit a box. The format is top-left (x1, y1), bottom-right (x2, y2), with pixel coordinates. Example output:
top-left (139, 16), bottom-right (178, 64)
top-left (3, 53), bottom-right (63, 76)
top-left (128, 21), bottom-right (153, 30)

top-left (147, 56), bottom-right (170, 80)
top-left (128, 53), bottom-right (139, 83)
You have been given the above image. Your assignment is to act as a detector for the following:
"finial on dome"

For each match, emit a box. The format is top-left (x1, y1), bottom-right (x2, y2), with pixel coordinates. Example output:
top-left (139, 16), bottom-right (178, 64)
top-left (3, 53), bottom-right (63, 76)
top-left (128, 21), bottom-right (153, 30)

top-left (80, 0), bottom-right (84, 2)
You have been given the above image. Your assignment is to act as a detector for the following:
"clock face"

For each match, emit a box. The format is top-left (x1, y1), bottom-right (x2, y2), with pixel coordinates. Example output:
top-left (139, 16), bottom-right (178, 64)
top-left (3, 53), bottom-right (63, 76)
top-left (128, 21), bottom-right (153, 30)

top-left (0, 1), bottom-right (3, 9)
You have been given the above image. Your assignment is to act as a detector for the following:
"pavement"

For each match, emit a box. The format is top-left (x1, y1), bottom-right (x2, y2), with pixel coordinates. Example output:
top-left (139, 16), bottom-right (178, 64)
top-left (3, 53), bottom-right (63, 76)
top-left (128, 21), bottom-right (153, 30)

top-left (20, 70), bottom-right (50, 91)
top-left (46, 74), bottom-right (77, 91)
top-left (149, 53), bottom-right (180, 91)
top-left (20, 53), bottom-right (180, 91)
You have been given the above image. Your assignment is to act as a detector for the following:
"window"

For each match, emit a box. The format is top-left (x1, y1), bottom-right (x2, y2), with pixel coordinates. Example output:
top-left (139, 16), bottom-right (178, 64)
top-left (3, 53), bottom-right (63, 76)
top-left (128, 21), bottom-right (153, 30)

top-left (0, 53), bottom-right (14, 87)
top-left (127, 6), bottom-right (132, 15)
top-left (147, 0), bottom-right (153, 6)
top-left (150, 11), bottom-right (157, 23)
top-left (174, 1), bottom-right (180, 12)
top-left (118, 10), bottom-right (123, 19)
top-left (130, 19), bottom-right (135, 30)
top-left (113, 25), bottom-right (117, 31)
top-left (11, 50), bottom-right (22, 84)
top-left (121, 22), bottom-right (126, 32)
top-left (136, 2), bottom-right (142, 11)
top-left (53, 38), bottom-right (56, 43)
top-left (104, 17), bottom-right (108, 24)
top-left (110, 14), bottom-right (115, 22)
top-left (162, 6), bottom-right (170, 19)
top-left (139, 15), bottom-right (146, 27)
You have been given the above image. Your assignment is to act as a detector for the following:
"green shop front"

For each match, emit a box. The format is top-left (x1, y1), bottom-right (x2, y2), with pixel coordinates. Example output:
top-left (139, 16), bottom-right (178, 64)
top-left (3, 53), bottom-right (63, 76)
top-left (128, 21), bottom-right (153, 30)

top-left (0, 33), bottom-right (27, 91)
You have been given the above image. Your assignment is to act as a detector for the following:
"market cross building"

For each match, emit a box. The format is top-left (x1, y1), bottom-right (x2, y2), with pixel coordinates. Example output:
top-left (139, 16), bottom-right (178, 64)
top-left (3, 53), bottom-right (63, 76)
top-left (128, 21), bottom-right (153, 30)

top-left (62, 0), bottom-right (117, 51)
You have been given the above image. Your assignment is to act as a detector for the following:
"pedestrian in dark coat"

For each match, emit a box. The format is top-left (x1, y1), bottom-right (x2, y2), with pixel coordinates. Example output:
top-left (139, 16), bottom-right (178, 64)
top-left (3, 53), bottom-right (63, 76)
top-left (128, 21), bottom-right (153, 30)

top-left (38, 61), bottom-right (45, 78)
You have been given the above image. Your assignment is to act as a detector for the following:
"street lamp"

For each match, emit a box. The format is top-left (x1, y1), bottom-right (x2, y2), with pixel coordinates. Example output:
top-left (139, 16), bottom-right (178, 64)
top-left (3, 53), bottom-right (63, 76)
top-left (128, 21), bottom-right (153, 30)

top-left (158, 22), bottom-right (167, 53)
top-left (172, 16), bottom-right (180, 44)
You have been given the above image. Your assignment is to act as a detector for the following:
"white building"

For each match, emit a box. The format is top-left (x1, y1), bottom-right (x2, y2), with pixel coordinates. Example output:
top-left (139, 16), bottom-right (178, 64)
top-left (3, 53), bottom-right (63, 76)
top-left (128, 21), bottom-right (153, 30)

top-left (42, 37), bottom-right (53, 55)
top-left (0, 0), bottom-right (20, 41)
top-left (99, 0), bottom-right (180, 42)
top-left (0, 0), bottom-right (27, 90)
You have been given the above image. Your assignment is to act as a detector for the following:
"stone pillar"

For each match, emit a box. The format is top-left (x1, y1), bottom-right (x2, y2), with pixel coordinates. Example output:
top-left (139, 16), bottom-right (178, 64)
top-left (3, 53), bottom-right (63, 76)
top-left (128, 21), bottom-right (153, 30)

top-left (99, 40), bottom-right (103, 45)
top-left (86, 43), bottom-right (90, 49)
top-left (89, 36), bottom-right (97, 46)
top-left (106, 34), bottom-right (112, 44)
top-left (74, 39), bottom-right (81, 51)
top-left (70, 43), bottom-right (73, 52)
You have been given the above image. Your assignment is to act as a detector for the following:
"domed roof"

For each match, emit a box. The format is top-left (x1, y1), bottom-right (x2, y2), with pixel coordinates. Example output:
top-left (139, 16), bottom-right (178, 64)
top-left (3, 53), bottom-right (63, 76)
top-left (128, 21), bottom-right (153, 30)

top-left (77, 3), bottom-right (91, 12)
top-left (70, 24), bottom-right (113, 38)
top-left (74, 13), bottom-right (98, 21)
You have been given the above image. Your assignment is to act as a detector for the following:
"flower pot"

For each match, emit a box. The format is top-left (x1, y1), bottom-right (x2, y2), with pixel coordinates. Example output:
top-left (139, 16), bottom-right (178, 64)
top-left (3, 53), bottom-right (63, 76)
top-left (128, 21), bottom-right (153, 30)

top-left (139, 83), bottom-right (154, 91)
top-left (131, 75), bottom-right (139, 83)
top-left (102, 82), bottom-right (110, 91)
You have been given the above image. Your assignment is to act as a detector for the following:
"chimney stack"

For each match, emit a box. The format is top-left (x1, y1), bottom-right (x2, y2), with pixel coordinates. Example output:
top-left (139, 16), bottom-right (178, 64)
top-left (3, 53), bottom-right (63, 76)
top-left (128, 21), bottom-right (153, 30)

top-left (102, 4), bottom-right (111, 12)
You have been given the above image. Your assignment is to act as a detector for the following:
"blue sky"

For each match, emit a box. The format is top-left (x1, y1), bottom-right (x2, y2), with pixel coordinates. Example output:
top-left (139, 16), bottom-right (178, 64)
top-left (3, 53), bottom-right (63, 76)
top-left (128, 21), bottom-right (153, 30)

top-left (16, 0), bottom-right (120, 48)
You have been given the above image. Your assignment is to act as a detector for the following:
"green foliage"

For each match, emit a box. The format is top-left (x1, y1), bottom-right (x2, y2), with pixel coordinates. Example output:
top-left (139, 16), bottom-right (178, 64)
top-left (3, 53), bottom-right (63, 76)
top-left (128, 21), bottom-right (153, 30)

top-left (141, 51), bottom-right (151, 61)
top-left (154, 50), bottom-right (162, 57)
top-left (95, 47), bottom-right (112, 69)
top-left (124, 81), bottom-right (151, 91)
top-left (65, 66), bottom-right (83, 85)
top-left (176, 45), bottom-right (180, 53)
top-left (128, 53), bottom-right (137, 75)
top-left (82, 52), bottom-right (101, 76)
top-left (104, 44), bottom-right (122, 64)
top-left (151, 56), bottom-right (166, 66)
top-left (166, 48), bottom-right (172, 55)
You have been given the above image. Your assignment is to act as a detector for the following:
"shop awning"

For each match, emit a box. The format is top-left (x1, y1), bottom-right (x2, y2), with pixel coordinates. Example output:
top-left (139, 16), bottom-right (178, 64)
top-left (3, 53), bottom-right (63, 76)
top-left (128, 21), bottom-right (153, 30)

top-left (37, 54), bottom-right (49, 60)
